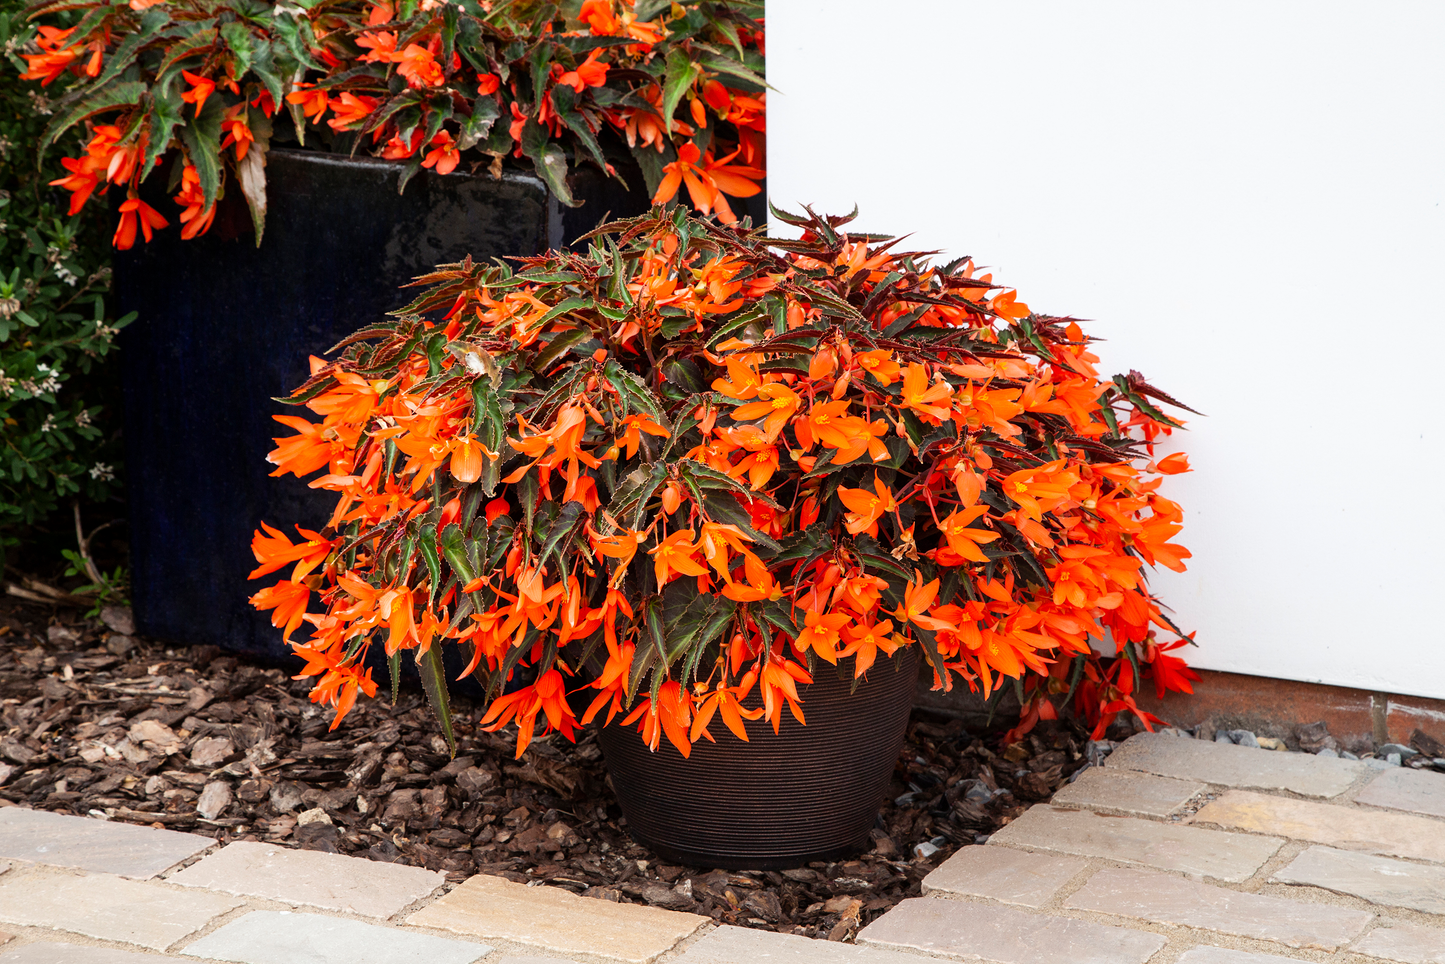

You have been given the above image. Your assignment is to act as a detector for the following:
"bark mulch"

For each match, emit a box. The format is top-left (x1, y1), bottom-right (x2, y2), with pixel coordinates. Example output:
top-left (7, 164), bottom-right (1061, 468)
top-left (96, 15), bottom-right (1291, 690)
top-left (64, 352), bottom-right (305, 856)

top-left (0, 597), bottom-right (1097, 939)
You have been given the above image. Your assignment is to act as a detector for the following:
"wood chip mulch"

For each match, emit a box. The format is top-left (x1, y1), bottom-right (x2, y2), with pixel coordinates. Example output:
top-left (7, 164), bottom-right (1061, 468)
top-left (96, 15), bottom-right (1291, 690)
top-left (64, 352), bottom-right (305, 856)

top-left (0, 597), bottom-right (1096, 939)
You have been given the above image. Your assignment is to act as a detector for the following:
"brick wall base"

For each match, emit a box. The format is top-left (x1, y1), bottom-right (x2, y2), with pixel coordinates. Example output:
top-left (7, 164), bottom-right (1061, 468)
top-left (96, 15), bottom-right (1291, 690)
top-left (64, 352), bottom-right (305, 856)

top-left (912, 666), bottom-right (1445, 755)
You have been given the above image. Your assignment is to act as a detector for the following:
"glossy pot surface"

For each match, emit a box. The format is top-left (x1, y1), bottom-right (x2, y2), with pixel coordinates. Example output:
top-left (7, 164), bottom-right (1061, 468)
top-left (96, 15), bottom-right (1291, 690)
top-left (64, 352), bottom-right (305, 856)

top-left (597, 647), bottom-right (919, 870)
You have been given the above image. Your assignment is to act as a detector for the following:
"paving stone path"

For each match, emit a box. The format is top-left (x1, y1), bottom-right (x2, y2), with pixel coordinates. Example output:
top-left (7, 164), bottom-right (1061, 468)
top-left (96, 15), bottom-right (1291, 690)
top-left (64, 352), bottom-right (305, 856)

top-left (1, 730), bottom-right (1443, 964)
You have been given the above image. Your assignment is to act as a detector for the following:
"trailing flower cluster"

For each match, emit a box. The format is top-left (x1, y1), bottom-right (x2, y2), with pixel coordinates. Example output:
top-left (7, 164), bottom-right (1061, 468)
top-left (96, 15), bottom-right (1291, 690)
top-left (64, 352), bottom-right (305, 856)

top-left (249, 206), bottom-right (1198, 758)
top-left (21, 0), bottom-right (764, 249)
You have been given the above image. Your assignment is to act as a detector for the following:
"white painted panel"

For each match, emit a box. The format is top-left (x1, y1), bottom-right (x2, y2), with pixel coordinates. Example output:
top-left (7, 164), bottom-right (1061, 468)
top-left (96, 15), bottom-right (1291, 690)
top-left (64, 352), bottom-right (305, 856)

top-left (768, 1), bottom-right (1445, 698)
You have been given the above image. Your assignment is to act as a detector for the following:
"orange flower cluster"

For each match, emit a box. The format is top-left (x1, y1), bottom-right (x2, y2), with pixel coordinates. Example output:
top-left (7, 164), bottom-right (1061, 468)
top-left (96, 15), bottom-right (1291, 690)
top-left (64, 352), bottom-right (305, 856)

top-left (250, 206), bottom-right (1197, 755)
top-left (26, 0), bottom-right (765, 249)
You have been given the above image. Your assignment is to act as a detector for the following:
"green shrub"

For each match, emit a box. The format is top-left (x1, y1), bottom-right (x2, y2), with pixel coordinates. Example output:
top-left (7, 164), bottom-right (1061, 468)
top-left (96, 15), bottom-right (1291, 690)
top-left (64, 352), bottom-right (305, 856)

top-left (1, 0), bottom-right (131, 569)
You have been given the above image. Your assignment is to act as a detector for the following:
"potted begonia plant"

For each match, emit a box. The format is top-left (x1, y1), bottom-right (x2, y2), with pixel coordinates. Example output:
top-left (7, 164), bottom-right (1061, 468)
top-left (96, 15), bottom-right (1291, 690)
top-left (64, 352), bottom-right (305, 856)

top-left (18, 0), bottom-right (765, 659)
top-left (248, 205), bottom-right (1199, 868)
top-left (23, 0), bottom-right (765, 244)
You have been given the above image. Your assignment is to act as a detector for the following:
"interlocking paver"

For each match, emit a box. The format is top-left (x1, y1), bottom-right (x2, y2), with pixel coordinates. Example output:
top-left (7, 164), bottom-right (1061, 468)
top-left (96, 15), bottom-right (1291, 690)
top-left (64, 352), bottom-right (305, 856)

top-left (1190, 789), bottom-right (1445, 863)
top-left (167, 841), bottom-right (443, 918)
top-left (673, 925), bottom-right (929, 964)
top-left (989, 805), bottom-right (1283, 882)
top-left (0, 807), bottom-right (214, 878)
top-left (181, 910), bottom-right (489, 964)
top-left (1063, 866), bottom-right (1372, 950)
top-left (1051, 768), bottom-right (1205, 818)
top-left (1273, 846), bottom-right (1445, 915)
top-left (405, 873), bottom-right (707, 963)
top-left (857, 896), bottom-right (1166, 964)
top-left (1175, 949), bottom-right (1301, 964)
top-left (0, 872), bottom-right (242, 951)
top-left (1107, 732), bottom-right (1366, 797)
top-left (1354, 922), bottom-right (1445, 964)
top-left (0, 943), bottom-right (180, 963)
top-left (922, 846), bottom-right (1086, 907)
top-left (1354, 766), bottom-right (1445, 820)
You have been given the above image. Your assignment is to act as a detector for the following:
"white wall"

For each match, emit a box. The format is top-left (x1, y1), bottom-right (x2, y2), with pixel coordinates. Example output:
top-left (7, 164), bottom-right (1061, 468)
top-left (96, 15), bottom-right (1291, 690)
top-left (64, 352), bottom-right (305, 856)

top-left (769, 1), bottom-right (1445, 699)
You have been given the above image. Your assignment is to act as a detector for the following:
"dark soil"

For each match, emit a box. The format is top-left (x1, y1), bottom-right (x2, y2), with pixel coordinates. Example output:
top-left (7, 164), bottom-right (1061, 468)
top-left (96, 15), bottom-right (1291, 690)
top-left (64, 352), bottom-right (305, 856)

top-left (0, 596), bottom-right (1094, 939)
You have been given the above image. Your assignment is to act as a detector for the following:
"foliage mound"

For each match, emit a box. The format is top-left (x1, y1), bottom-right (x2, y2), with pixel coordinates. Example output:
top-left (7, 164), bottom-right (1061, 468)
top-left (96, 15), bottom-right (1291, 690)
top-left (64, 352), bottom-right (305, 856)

top-left (249, 205), bottom-right (1199, 758)
top-left (1, 0), bottom-right (131, 570)
top-left (21, 0), bottom-right (765, 249)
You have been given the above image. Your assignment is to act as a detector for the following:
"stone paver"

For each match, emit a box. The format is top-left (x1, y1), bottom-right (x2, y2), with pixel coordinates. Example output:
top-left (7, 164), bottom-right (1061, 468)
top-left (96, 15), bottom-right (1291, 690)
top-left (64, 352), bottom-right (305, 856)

top-left (1354, 922), bottom-right (1445, 964)
top-left (406, 873), bottom-right (707, 963)
top-left (0, 935), bottom-right (8, 947)
top-left (989, 805), bottom-right (1283, 882)
top-left (1063, 866), bottom-right (1372, 950)
top-left (0, 872), bottom-right (242, 951)
top-left (1354, 766), bottom-right (1445, 820)
top-left (0, 944), bottom-right (179, 963)
top-left (167, 841), bottom-right (442, 918)
top-left (857, 897), bottom-right (1166, 964)
top-left (1273, 846), bottom-right (1445, 915)
top-left (1107, 732), bottom-right (1366, 797)
top-left (1051, 768), bottom-right (1205, 818)
top-left (1190, 789), bottom-right (1445, 864)
top-left (673, 926), bottom-right (933, 964)
top-left (0, 807), bottom-right (215, 878)
top-left (1175, 949), bottom-right (1300, 964)
top-left (922, 846), bottom-right (1086, 907)
top-left (182, 910), bottom-right (489, 964)
top-left (498, 958), bottom-right (581, 964)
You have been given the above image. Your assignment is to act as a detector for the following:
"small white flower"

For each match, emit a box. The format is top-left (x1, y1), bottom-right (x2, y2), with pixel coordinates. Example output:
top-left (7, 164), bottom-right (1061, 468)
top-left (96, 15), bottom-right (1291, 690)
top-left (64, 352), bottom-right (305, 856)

top-left (75, 409), bottom-right (92, 427)
top-left (89, 462), bottom-right (115, 481)
top-left (39, 414), bottom-right (57, 433)
top-left (55, 266), bottom-right (79, 286)
top-left (33, 363), bottom-right (62, 394)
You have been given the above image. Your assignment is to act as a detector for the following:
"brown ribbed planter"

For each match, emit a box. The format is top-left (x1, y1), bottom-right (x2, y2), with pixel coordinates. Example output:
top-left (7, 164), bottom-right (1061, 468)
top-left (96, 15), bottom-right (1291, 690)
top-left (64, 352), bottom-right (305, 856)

top-left (597, 647), bottom-right (919, 869)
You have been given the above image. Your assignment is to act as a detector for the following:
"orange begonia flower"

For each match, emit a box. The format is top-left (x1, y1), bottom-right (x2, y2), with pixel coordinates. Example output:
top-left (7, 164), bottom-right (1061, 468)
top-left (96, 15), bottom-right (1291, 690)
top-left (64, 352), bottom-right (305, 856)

top-left (180, 71), bottom-right (217, 115)
top-left (939, 505), bottom-right (998, 563)
top-left (286, 84), bottom-right (331, 122)
top-left (649, 529), bottom-right (709, 586)
top-left (112, 197), bottom-right (168, 250)
top-left (837, 475), bottom-right (896, 537)
top-left (893, 571), bottom-right (958, 634)
top-left (900, 362), bottom-right (954, 422)
top-left (729, 382), bottom-right (800, 442)
top-left (796, 609), bottom-right (850, 664)
top-left (248, 522), bottom-right (334, 582)
top-left (855, 349), bottom-right (901, 386)
top-left (49, 156), bottom-right (102, 216)
top-left (556, 49), bottom-right (609, 91)
top-left (840, 619), bottom-right (901, 677)
top-left (712, 356), bottom-right (763, 400)
top-left (396, 43), bottom-right (444, 88)
top-left (174, 164), bottom-right (216, 240)
top-left (759, 656), bottom-right (810, 733)
top-left (249, 580), bottom-right (311, 642)
top-left (690, 668), bottom-right (763, 742)
top-left (422, 130), bottom-right (462, 175)
top-left (328, 93), bottom-right (381, 131)
top-left (481, 669), bottom-right (578, 758)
